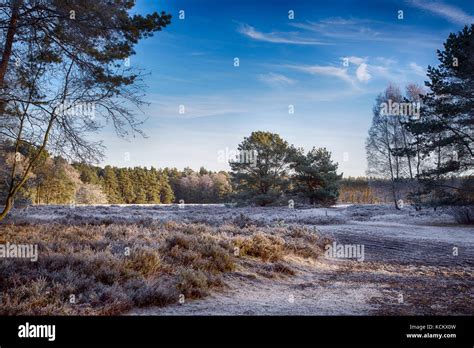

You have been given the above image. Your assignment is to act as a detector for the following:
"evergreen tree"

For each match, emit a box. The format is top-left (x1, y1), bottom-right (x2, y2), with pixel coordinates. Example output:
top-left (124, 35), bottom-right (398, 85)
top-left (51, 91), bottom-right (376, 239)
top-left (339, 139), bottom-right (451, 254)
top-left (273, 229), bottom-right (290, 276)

top-left (38, 158), bottom-right (80, 204)
top-left (163, 167), bottom-right (181, 203)
top-left (405, 25), bottom-right (474, 205)
top-left (290, 147), bottom-right (342, 206)
top-left (101, 166), bottom-right (121, 204)
top-left (230, 131), bottom-right (291, 206)
top-left (117, 168), bottom-right (135, 204)
top-left (146, 167), bottom-right (162, 203)
top-left (158, 172), bottom-right (175, 203)
top-left (131, 167), bottom-right (147, 203)
top-left (73, 163), bottom-right (101, 185)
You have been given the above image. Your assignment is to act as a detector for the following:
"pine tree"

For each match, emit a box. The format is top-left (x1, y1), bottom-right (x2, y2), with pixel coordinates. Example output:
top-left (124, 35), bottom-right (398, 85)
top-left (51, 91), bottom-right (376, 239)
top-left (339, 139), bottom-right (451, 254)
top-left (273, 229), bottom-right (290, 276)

top-left (290, 147), bottom-right (342, 206)
top-left (0, 1), bottom-right (171, 220)
top-left (118, 169), bottom-right (136, 204)
top-left (405, 25), bottom-right (474, 205)
top-left (146, 167), bottom-right (162, 203)
top-left (101, 166), bottom-right (121, 204)
top-left (73, 163), bottom-right (101, 185)
top-left (230, 131), bottom-right (291, 206)
top-left (158, 173), bottom-right (175, 204)
top-left (213, 172), bottom-right (232, 202)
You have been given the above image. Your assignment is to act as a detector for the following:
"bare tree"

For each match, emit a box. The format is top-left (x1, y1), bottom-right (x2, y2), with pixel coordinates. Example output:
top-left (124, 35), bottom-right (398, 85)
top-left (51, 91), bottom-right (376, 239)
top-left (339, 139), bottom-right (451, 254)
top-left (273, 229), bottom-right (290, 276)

top-left (366, 84), bottom-right (407, 209)
top-left (404, 84), bottom-right (426, 179)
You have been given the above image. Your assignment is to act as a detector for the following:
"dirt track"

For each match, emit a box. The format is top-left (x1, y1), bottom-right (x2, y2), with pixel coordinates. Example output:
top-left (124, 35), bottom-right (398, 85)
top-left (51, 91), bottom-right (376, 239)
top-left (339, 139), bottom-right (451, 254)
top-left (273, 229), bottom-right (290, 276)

top-left (130, 218), bottom-right (474, 316)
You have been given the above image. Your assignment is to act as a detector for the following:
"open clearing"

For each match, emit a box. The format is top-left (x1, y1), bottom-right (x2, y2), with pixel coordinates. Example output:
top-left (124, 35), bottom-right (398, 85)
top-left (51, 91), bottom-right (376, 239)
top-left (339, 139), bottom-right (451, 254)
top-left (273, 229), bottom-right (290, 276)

top-left (2, 204), bottom-right (473, 315)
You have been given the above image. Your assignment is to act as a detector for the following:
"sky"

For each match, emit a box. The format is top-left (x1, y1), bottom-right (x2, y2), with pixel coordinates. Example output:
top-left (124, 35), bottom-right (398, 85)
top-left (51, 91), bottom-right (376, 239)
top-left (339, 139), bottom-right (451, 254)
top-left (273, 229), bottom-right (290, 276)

top-left (94, 0), bottom-right (474, 177)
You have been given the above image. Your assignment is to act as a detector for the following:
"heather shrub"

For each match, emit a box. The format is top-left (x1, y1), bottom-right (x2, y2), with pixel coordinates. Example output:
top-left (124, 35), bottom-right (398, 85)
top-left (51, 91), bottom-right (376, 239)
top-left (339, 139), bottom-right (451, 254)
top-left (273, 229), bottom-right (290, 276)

top-left (0, 218), bottom-right (330, 315)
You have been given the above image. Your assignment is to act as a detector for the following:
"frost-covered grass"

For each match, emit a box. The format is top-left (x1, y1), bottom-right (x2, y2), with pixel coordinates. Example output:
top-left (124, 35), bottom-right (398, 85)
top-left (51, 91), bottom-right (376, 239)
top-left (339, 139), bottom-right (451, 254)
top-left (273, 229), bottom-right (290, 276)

top-left (3, 202), bottom-right (459, 227)
top-left (0, 218), bottom-right (329, 315)
top-left (3, 203), bottom-right (349, 226)
top-left (0, 203), bottom-right (470, 316)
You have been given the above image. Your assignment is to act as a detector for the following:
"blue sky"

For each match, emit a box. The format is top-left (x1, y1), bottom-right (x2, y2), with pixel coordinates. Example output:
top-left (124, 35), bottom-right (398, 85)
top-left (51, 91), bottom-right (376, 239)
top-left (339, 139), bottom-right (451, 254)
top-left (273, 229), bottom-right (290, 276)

top-left (95, 0), bottom-right (474, 177)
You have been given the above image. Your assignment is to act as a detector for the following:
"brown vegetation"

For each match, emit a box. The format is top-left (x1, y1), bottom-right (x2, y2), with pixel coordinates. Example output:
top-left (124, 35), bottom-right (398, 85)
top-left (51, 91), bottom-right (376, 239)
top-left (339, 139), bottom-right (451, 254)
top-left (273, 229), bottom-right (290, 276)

top-left (0, 221), bottom-right (329, 315)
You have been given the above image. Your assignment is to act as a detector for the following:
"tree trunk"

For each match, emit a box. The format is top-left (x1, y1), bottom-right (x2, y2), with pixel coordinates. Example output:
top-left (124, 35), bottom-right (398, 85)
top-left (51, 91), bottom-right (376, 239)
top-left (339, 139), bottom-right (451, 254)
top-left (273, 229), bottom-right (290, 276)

top-left (0, 0), bottom-right (21, 87)
top-left (0, 194), bottom-right (14, 221)
top-left (401, 130), bottom-right (413, 180)
top-left (387, 145), bottom-right (400, 210)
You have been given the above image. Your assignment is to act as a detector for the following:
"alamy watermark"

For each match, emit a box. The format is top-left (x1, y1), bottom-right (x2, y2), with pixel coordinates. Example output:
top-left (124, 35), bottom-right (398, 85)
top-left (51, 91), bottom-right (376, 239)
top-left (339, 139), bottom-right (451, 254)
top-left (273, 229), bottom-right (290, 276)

top-left (18, 322), bottom-right (55, 342)
top-left (57, 100), bottom-right (96, 119)
top-left (217, 147), bottom-right (258, 168)
top-left (325, 242), bottom-right (365, 262)
top-left (0, 243), bottom-right (38, 262)
top-left (380, 99), bottom-right (420, 119)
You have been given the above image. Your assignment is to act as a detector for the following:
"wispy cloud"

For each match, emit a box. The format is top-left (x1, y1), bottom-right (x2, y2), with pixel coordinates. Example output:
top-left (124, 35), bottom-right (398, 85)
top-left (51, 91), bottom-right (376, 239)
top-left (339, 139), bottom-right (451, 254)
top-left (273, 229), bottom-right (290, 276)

top-left (343, 56), bottom-right (367, 65)
top-left (407, 0), bottom-right (474, 25)
top-left (286, 64), bottom-right (356, 85)
top-left (147, 95), bottom-right (248, 119)
top-left (374, 57), bottom-right (397, 66)
top-left (356, 64), bottom-right (371, 83)
top-left (284, 55), bottom-right (428, 88)
top-left (290, 17), bottom-right (442, 48)
top-left (258, 72), bottom-right (296, 86)
top-left (291, 18), bottom-right (382, 41)
top-left (237, 23), bottom-right (329, 45)
top-left (339, 56), bottom-right (372, 83)
top-left (409, 62), bottom-right (426, 77)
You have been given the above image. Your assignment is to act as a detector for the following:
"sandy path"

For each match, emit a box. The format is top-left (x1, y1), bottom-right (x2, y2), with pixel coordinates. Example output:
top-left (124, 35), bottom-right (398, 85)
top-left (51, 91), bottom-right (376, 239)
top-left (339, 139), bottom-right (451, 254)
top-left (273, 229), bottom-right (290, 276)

top-left (129, 258), bottom-right (381, 315)
top-left (129, 220), bottom-right (473, 316)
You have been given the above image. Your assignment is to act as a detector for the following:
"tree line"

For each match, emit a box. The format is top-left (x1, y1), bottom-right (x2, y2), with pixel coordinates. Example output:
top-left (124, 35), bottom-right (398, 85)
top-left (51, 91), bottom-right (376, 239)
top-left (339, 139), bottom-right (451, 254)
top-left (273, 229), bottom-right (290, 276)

top-left (339, 176), bottom-right (473, 205)
top-left (2, 130), bottom-right (470, 209)
top-left (76, 164), bottom-right (233, 205)
top-left (0, 132), bottom-right (342, 207)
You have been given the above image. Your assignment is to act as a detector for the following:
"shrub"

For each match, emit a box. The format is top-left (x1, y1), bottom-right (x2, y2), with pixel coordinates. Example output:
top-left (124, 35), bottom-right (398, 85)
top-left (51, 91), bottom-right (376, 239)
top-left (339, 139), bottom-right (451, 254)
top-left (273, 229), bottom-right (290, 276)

top-left (177, 269), bottom-right (209, 298)
top-left (0, 217), bottom-right (330, 315)
top-left (124, 248), bottom-right (162, 276)
top-left (234, 233), bottom-right (285, 261)
top-left (450, 206), bottom-right (474, 224)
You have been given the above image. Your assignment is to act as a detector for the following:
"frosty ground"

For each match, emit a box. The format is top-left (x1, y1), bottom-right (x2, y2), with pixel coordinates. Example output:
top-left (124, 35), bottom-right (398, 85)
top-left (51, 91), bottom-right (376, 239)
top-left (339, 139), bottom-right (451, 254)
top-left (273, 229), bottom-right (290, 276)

top-left (2, 204), bottom-right (473, 315)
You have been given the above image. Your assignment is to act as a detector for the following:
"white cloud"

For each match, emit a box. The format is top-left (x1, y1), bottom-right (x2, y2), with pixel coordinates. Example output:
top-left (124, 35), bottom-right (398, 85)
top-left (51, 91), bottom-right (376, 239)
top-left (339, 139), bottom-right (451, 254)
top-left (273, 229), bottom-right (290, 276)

top-left (147, 95), bottom-right (248, 119)
top-left (287, 65), bottom-right (355, 85)
top-left (369, 65), bottom-right (393, 79)
top-left (237, 23), bottom-right (329, 45)
top-left (290, 18), bottom-right (381, 40)
top-left (341, 56), bottom-right (367, 66)
top-left (290, 18), bottom-right (441, 48)
top-left (356, 63), bottom-right (371, 82)
top-left (349, 56), bottom-right (367, 65)
top-left (409, 62), bottom-right (426, 77)
top-left (258, 72), bottom-right (296, 86)
top-left (374, 57), bottom-right (397, 66)
top-left (285, 55), bottom-right (424, 86)
top-left (339, 56), bottom-right (371, 82)
top-left (408, 0), bottom-right (474, 25)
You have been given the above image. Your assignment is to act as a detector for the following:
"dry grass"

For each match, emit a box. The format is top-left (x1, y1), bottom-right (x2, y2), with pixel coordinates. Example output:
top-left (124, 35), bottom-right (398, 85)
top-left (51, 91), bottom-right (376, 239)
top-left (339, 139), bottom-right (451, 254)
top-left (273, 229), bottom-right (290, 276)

top-left (0, 221), bottom-right (329, 315)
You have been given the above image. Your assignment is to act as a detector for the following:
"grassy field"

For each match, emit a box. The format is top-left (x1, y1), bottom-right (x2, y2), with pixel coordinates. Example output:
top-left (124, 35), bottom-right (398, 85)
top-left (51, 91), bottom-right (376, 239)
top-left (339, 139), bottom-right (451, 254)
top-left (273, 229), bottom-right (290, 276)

top-left (0, 204), bottom-right (472, 315)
